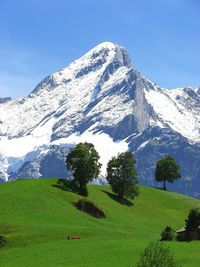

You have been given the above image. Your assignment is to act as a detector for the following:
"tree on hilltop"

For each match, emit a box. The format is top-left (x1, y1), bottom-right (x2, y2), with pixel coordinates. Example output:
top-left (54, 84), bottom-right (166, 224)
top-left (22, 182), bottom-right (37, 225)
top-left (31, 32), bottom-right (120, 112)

top-left (106, 151), bottom-right (139, 200)
top-left (155, 155), bottom-right (181, 190)
top-left (66, 142), bottom-right (101, 196)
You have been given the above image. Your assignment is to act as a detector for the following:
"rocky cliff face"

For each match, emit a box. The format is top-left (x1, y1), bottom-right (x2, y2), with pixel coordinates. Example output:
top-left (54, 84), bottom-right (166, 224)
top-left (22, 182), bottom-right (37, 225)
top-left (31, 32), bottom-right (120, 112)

top-left (0, 42), bottom-right (199, 198)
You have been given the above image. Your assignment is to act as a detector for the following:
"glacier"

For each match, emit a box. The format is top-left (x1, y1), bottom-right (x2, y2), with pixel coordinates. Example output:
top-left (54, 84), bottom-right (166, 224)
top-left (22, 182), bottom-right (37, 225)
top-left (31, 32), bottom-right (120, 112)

top-left (0, 42), bottom-right (199, 198)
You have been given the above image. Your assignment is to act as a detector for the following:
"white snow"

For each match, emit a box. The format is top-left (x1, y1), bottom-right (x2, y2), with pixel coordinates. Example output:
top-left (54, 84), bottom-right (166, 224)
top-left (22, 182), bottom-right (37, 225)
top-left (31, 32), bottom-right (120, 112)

top-left (0, 41), bottom-right (131, 141)
top-left (136, 140), bottom-right (149, 151)
top-left (144, 87), bottom-right (200, 142)
top-left (53, 127), bottom-right (128, 175)
top-left (0, 41), bottom-right (199, 181)
top-left (0, 135), bottom-right (49, 158)
top-left (0, 120), bottom-right (128, 177)
top-left (0, 115), bottom-right (56, 158)
top-left (0, 154), bottom-right (9, 181)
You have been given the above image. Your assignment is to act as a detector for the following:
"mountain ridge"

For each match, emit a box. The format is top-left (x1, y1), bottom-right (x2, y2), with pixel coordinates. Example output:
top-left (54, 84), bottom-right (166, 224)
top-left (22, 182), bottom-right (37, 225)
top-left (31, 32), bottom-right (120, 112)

top-left (0, 42), bottom-right (199, 198)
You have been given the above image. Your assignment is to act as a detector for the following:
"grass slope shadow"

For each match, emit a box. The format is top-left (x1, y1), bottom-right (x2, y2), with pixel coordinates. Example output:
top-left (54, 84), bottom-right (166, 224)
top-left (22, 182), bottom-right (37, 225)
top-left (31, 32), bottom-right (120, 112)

top-left (73, 198), bottom-right (106, 218)
top-left (101, 190), bottom-right (133, 206)
top-left (52, 179), bottom-right (80, 194)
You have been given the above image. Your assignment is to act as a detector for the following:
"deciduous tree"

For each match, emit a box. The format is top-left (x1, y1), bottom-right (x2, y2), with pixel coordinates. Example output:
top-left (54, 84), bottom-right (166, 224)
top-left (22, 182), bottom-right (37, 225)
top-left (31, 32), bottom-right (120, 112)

top-left (186, 208), bottom-right (200, 231)
top-left (155, 156), bottom-right (181, 190)
top-left (66, 142), bottom-right (101, 196)
top-left (106, 151), bottom-right (139, 200)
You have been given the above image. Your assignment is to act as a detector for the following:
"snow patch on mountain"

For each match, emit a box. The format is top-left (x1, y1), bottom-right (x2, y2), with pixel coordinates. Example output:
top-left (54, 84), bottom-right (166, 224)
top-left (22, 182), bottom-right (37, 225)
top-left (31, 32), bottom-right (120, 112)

top-left (144, 86), bottom-right (200, 142)
top-left (52, 124), bottom-right (128, 175)
top-left (0, 126), bottom-right (128, 179)
top-left (0, 115), bottom-right (56, 158)
top-left (0, 154), bottom-right (9, 181)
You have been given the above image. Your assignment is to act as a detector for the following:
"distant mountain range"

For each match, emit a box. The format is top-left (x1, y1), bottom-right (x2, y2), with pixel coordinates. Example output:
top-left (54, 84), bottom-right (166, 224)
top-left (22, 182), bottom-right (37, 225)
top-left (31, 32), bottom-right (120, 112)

top-left (0, 42), bottom-right (199, 198)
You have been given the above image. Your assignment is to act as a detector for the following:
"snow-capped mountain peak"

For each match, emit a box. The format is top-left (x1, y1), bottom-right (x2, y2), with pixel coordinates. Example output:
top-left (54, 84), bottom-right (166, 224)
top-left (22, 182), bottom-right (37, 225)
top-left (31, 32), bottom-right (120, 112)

top-left (0, 42), bottom-right (199, 198)
top-left (31, 41), bottom-right (131, 95)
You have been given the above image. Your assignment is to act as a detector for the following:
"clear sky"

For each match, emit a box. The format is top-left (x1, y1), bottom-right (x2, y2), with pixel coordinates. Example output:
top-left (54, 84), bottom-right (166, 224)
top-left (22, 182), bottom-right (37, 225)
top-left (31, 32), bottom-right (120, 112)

top-left (0, 0), bottom-right (199, 98)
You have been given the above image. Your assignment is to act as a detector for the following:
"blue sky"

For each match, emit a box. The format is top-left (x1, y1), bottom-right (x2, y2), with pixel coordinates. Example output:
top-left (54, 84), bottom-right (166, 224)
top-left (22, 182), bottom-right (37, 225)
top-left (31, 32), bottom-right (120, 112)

top-left (0, 0), bottom-right (199, 98)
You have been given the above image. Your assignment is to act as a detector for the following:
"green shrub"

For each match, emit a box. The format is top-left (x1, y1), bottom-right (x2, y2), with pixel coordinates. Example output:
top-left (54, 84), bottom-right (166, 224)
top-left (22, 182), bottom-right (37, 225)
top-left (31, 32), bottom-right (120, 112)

top-left (137, 241), bottom-right (180, 267)
top-left (74, 199), bottom-right (106, 218)
top-left (0, 235), bottom-right (6, 247)
top-left (160, 226), bottom-right (175, 241)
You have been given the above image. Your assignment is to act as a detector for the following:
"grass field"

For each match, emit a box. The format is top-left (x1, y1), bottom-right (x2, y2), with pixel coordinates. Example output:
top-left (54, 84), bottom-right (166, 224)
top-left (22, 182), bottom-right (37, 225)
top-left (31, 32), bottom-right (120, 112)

top-left (0, 178), bottom-right (200, 267)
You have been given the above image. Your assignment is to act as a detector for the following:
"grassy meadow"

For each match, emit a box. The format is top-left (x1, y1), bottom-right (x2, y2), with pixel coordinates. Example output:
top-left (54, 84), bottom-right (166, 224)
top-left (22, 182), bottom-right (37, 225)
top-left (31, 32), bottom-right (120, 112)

top-left (0, 178), bottom-right (200, 266)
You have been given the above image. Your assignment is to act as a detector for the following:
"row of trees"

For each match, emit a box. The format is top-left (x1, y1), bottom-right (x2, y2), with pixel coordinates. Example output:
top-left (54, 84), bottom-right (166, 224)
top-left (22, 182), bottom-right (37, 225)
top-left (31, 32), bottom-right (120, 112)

top-left (65, 143), bottom-right (185, 267)
top-left (66, 142), bottom-right (139, 198)
top-left (66, 142), bottom-right (181, 198)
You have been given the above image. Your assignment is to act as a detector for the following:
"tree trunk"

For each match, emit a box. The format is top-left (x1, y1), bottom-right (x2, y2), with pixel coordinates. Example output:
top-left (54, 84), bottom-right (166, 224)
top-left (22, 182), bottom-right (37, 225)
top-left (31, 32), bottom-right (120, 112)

top-left (79, 181), bottom-right (88, 196)
top-left (163, 179), bottom-right (166, 191)
top-left (118, 190), bottom-right (124, 199)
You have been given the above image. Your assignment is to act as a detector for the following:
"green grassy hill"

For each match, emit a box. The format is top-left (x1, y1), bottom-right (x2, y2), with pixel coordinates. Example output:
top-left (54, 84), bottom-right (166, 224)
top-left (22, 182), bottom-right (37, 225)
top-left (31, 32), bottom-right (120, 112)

top-left (0, 178), bottom-right (200, 267)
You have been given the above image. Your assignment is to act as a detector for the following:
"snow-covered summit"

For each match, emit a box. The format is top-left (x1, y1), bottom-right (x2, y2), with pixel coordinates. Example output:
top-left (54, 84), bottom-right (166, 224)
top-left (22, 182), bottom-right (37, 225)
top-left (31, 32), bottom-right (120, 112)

top-left (31, 41), bottom-right (131, 95)
top-left (0, 42), bottom-right (199, 198)
top-left (77, 41), bottom-right (132, 67)
top-left (0, 43), bottom-right (128, 135)
top-left (83, 41), bottom-right (132, 67)
top-left (0, 40), bottom-right (199, 144)
top-left (0, 41), bottom-right (199, 143)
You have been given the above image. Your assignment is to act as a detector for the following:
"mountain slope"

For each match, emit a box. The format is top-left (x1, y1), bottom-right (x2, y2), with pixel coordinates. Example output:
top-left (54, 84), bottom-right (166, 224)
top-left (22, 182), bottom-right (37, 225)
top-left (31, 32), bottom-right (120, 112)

top-left (144, 86), bottom-right (200, 142)
top-left (0, 178), bottom-right (200, 267)
top-left (128, 127), bottom-right (200, 198)
top-left (0, 42), bottom-right (199, 197)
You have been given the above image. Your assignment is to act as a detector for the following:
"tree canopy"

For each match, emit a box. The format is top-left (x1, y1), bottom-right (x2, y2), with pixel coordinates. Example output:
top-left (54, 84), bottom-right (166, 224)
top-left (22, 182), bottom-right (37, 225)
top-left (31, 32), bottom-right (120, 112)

top-left (155, 155), bottom-right (181, 190)
top-left (185, 208), bottom-right (200, 231)
top-left (66, 142), bottom-right (101, 196)
top-left (160, 226), bottom-right (175, 241)
top-left (106, 151), bottom-right (139, 200)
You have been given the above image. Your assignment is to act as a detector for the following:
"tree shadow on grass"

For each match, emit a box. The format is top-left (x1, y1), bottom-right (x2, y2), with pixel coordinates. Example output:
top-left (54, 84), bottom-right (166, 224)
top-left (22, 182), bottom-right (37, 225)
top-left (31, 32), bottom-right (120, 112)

top-left (101, 190), bottom-right (133, 207)
top-left (52, 184), bottom-right (70, 192)
top-left (72, 199), bottom-right (106, 218)
top-left (52, 179), bottom-right (80, 194)
top-left (152, 186), bottom-right (167, 191)
top-left (0, 235), bottom-right (6, 247)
